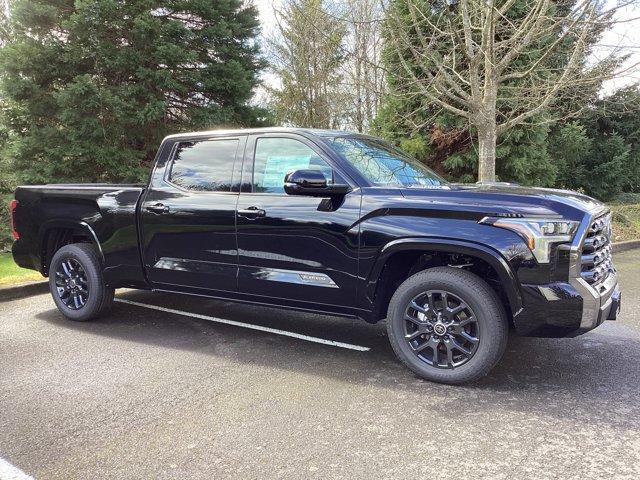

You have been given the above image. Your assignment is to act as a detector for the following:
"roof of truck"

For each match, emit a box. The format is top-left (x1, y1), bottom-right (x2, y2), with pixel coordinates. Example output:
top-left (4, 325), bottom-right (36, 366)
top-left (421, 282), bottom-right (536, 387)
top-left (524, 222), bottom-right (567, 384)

top-left (163, 127), bottom-right (370, 140)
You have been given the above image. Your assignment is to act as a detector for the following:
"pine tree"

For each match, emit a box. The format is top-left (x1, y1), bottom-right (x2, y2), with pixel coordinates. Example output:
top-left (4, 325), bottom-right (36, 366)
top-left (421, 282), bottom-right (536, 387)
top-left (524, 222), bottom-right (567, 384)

top-left (0, 0), bottom-right (265, 184)
top-left (549, 86), bottom-right (640, 201)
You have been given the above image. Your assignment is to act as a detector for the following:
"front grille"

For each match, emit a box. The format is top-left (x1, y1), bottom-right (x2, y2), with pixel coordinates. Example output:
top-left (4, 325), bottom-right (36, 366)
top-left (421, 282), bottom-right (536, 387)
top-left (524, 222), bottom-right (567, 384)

top-left (581, 213), bottom-right (615, 285)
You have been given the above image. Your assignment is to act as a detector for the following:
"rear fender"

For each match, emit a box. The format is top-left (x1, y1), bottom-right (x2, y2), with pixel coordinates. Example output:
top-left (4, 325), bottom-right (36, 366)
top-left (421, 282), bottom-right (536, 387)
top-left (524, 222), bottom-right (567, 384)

top-left (38, 220), bottom-right (104, 272)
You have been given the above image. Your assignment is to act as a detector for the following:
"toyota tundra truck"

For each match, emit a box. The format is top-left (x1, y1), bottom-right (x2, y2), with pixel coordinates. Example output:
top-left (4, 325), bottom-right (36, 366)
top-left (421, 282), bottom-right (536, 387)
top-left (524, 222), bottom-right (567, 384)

top-left (9, 128), bottom-right (622, 384)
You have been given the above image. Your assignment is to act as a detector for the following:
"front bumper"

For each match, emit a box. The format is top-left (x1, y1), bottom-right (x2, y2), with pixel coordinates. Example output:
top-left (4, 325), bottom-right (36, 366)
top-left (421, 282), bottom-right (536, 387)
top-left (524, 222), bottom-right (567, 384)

top-left (513, 274), bottom-right (620, 337)
top-left (567, 270), bottom-right (620, 336)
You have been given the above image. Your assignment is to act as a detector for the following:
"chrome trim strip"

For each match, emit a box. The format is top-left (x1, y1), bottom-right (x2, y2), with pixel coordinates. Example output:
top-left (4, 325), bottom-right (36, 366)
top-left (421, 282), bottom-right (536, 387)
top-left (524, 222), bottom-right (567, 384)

top-left (252, 268), bottom-right (339, 288)
top-left (153, 257), bottom-right (236, 274)
top-left (153, 258), bottom-right (339, 288)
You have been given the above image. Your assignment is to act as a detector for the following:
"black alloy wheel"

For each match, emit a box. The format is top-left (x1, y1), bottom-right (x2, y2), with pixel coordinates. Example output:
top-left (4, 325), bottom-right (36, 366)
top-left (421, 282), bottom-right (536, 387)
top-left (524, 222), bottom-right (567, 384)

top-left (54, 257), bottom-right (89, 310)
top-left (403, 290), bottom-right (479, 369)
top-left (386, 267), bottom-right (508, 384)
top-left (49, 243), bottom-right (114, 321)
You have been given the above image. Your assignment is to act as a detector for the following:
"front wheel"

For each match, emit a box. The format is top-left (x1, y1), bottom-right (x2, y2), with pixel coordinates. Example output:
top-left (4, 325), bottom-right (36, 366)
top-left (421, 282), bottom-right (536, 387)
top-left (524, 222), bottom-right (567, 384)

top-left (386, 267), bottom-right (508, 385)
top-left (49, 243), bottom-right (114, 322)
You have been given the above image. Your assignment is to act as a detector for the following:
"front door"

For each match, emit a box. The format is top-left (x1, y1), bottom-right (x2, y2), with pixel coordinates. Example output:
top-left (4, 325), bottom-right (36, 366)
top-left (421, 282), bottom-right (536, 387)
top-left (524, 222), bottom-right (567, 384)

top-left (236, 134), bottom-right (361, 309)
top-left (140, 136), bottom-right (244, 293)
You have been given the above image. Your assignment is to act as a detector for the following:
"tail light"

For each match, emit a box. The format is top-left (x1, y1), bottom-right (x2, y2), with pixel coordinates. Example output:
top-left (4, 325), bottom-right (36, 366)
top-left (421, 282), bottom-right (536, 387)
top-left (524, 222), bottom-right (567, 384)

top-left (9, 199), bottom-right (19, 240)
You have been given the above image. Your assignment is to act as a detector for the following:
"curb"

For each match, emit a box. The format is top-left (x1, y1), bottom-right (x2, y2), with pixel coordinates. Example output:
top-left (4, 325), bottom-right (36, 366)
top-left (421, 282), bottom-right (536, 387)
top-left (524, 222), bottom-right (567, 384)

top-left (0, 280), bottom-right (48, 302)
top-left (612, 240), bottom-right (640, 253)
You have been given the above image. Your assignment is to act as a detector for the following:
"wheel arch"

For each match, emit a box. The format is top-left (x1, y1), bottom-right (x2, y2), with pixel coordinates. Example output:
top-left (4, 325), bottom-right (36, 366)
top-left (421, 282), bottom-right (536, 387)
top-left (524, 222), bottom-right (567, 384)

top-left (38, 220), bottom-right (104, 275)
top-left (366, 238), bottom-right (522, 321)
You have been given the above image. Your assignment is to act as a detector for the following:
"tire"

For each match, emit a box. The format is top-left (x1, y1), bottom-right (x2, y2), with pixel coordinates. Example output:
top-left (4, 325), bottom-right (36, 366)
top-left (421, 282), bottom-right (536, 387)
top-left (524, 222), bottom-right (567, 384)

top-left (386, 266), bottom-right (508, 385)
top-left (48, 243), bottom-right (115, 322)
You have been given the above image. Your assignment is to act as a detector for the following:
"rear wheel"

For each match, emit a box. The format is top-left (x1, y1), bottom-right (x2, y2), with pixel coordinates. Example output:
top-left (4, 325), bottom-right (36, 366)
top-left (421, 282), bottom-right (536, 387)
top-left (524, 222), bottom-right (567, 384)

top-left (49, 243), bottom-right (114, 321)
top-left (386, 267), bottom-right (508, 385)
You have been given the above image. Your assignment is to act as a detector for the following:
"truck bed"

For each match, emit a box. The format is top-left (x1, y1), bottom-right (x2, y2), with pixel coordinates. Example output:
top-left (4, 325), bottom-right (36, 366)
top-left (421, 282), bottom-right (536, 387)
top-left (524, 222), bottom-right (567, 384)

top-left (12, 183), bottom-right (148, 289)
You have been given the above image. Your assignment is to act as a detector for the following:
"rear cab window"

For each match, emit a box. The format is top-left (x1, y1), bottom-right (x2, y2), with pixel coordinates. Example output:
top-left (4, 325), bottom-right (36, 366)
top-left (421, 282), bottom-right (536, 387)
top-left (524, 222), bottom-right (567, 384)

top-left (168, 138), bottom-right (239, 192)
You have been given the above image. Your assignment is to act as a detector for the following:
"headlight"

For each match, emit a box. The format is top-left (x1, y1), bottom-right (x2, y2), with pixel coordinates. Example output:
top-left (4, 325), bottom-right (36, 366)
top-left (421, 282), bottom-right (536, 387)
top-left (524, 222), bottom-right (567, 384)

top-left (479, 217), bottom-right (579, 263)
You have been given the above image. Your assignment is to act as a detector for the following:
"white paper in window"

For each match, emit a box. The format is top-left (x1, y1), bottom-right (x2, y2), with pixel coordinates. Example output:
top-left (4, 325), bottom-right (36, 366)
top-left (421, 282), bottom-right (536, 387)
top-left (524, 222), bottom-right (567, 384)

top-left (262, 155), bottom-right (312, 188)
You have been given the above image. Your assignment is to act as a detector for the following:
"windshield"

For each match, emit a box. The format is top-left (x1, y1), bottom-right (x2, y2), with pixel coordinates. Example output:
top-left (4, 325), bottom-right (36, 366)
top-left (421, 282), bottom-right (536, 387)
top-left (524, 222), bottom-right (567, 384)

top-left (327, 136), bottom-right (448, 188)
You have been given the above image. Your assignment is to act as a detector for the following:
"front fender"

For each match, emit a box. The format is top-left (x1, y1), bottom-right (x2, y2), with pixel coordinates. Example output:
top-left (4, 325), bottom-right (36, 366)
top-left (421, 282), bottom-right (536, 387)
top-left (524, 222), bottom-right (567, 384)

top-left (366, 237), bottom-right (523, 316)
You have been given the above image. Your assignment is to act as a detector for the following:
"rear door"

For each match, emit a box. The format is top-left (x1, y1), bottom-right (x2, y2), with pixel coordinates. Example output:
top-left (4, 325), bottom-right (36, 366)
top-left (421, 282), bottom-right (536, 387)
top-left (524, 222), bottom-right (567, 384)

top-left (235, 133), bottom-right (362, 309)
top-left (140, 135), bottom-right (245, 294)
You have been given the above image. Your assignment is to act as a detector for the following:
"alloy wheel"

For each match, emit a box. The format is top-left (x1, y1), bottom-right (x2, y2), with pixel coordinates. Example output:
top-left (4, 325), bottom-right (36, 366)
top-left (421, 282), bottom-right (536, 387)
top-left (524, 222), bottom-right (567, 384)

top-left (54, 258), bottom-right (89, 310)
top-left (403, 290), bottom-right (480, 369)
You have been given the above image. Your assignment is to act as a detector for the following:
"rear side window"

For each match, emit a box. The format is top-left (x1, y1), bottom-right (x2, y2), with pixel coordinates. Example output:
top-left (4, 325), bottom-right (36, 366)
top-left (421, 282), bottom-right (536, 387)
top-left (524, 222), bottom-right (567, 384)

top-left (169, 139), bottom-right (238, 192)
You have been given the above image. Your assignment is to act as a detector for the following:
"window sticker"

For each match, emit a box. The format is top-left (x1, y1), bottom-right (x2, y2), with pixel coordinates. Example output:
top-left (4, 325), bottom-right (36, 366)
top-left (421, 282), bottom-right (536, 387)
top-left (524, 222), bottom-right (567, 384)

top-left (261, 155), bottom-right (312, 188)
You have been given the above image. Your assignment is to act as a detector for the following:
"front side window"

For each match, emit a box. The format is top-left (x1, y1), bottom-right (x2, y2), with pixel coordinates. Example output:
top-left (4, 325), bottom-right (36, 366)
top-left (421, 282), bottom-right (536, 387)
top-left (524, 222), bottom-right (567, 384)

top-left (169, 139), bottom-right (239, 192)
top-left (328, 136), bottom-right (448, 188)
top-left (251, 137), bottom-right (333, 193)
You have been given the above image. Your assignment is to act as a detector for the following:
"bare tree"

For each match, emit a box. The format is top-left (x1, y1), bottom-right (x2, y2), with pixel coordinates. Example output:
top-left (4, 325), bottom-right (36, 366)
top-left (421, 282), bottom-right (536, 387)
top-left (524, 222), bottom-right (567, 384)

top-left (267, 0), bottom-right (346, 128)
top-left (266, 0), bottom-right (387, 131)
top-left (341, 0), bottom-right (386, 132)
top-left (384, 0), bottom-right (639, 182)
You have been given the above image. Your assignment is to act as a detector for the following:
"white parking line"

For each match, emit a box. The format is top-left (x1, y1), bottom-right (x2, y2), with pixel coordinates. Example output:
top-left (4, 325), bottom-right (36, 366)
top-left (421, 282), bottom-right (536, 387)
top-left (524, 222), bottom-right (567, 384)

top-left (0, 457), bottom-right (34, 480)
top-left (115, 298), bottom-right (371, 352)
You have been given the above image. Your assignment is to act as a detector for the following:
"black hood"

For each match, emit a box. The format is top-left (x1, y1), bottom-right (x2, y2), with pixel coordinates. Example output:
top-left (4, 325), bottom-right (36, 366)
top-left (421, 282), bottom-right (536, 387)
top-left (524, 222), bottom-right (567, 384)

top-left (398, 184), bottom-right (606, 221)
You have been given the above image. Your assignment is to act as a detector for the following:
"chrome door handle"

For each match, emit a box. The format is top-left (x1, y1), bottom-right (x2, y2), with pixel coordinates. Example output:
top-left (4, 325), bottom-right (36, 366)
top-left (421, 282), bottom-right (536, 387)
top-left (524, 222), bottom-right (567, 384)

top-left (238, 206), bottom-right (266, 219)
top-left (146, 203), bottom-right (169, 214)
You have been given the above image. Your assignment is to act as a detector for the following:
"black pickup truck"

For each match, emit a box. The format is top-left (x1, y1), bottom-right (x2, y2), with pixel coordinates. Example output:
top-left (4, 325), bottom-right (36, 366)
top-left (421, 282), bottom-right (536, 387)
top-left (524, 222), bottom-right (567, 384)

top-left (10, 128), bottom-right (621, 384)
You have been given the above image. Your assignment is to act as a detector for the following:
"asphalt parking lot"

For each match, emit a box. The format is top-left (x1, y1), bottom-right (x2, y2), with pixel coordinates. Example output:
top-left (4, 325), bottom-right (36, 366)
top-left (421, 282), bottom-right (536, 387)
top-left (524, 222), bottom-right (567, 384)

top-left (1, 250), bottom-right (640, 480)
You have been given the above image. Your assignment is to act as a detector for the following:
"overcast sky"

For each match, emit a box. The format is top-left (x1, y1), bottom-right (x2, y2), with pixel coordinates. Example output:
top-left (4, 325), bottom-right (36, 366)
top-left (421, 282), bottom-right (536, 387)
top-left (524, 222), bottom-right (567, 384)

top-left (597, 2), bottom-right (640, 92)
top-left (255, 0), bottom-right (282, 32)
top-left (253, 0), bottom-right (639, 94)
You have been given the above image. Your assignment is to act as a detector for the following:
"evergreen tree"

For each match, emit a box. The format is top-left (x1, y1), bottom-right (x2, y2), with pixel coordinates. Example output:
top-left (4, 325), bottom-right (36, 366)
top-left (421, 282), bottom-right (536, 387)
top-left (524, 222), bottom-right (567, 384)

top-left (548, 86), bottom-right (640, 201)
top-left (590, 86), bottom-right (640, 194)
top-left (0, 0), bottom-right (265, 184)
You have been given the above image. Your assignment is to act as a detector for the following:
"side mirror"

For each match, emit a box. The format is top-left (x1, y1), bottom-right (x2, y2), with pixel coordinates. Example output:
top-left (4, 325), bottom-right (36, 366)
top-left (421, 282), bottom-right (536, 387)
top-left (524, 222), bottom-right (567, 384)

top-left (284, 169), bottom-right (351, 197)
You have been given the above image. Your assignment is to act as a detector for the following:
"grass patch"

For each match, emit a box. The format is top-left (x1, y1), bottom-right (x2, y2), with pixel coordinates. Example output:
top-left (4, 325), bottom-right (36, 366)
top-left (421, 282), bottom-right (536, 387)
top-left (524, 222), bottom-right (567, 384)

top-left (610, 203), bottom-right (640, 242)
top-left (0, 252), bottom-right (43, 286)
